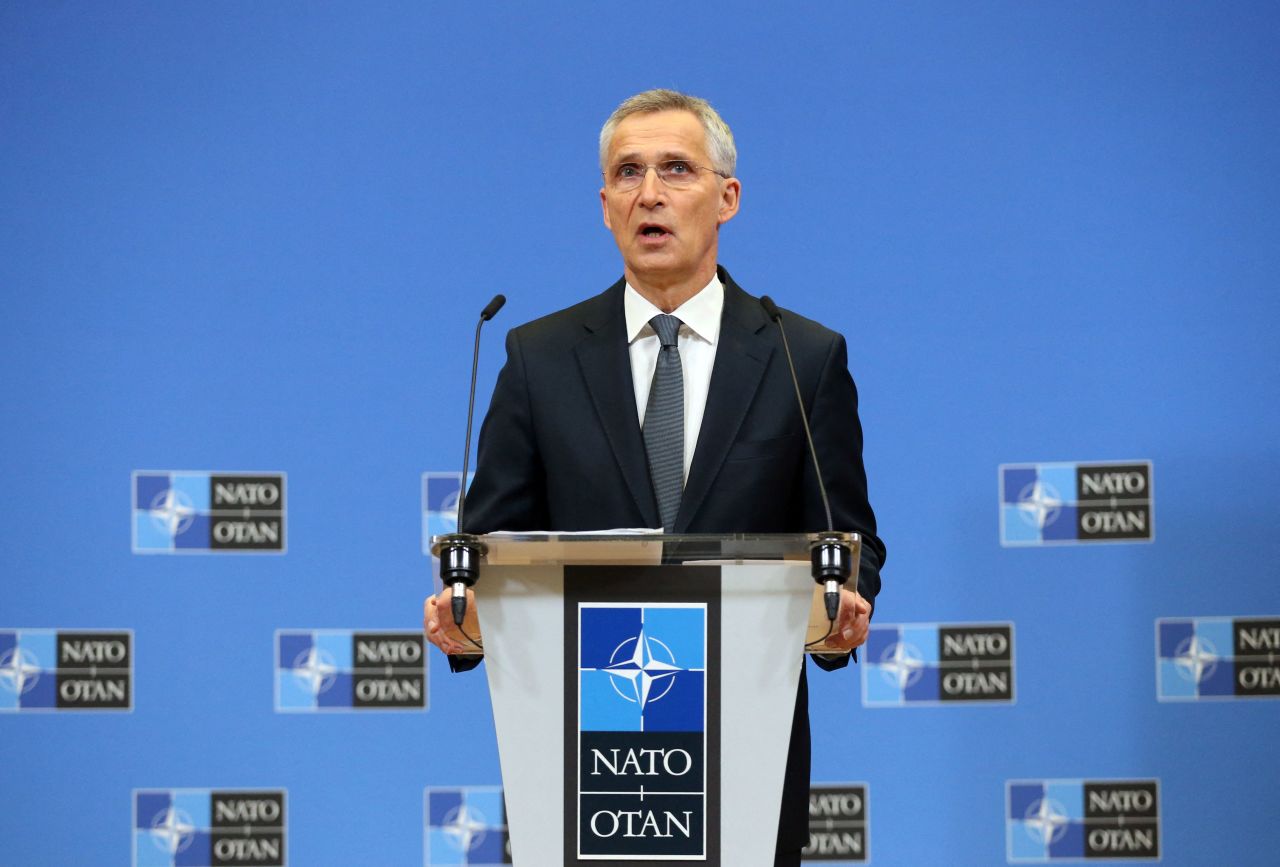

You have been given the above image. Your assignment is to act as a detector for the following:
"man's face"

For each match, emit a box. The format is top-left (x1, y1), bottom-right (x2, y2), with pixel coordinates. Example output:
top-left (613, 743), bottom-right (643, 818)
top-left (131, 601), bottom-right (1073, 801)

top-left (600, 110), bottom-right (741, 290)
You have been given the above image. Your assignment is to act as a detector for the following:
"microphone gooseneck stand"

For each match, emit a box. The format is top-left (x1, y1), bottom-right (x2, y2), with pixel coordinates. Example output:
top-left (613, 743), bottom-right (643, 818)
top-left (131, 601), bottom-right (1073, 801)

top-left (436, 294), bottom-right (506, 646)
top-left (758, 296), bottom-right (855, 636)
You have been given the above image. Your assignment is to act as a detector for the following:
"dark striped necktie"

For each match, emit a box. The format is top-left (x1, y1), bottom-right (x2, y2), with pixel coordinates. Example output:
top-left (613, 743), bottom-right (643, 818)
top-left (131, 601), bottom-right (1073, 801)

top-left (643, 314), bottom-right (684, 532)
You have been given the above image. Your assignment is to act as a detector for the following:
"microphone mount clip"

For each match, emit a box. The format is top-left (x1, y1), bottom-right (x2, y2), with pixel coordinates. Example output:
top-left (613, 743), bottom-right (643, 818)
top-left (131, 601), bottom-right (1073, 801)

top-left (433, 532), bottom-right (489, 627)
top-left (811, 530), bottom-right (853, 621)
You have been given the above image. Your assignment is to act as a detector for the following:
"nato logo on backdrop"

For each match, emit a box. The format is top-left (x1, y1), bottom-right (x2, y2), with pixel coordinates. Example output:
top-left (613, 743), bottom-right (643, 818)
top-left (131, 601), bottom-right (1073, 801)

top-left (133, 789), bottom-right (286, 867)
top-left (862, 622), bottom-right (1015, 706)
top-left (275, 630), bottom-right (426, 711)
top-left (133, 471), bottom-right (286, 553)
top-left (0, 629), bottom-right (132, 711)
top-left (424, 787), bottom-right (510, 866)
top-left (999, 462), bottom-right (1153, 546)
top-left (577, 603), bottom-right (707, 859)
top-left (422, 472), bottom-right (474, 555)
top-left (1156, 616), bottom-right (1279, 700)
top-left (803, 784), bottom-right (869, 864)
top-left (1006, 779), bottom-right (1159, 862)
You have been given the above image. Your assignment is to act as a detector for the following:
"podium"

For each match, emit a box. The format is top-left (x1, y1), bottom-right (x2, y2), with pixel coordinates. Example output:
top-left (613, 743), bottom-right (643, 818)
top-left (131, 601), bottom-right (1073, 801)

top-left (436, 532), bottom-right (860, 866)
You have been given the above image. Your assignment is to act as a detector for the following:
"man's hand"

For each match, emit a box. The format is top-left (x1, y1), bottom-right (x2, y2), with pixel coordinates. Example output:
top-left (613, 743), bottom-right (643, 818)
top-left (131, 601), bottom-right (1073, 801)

top-left (423, 588), bottom-right (480, 655)
top-left (821, 587), bottom-right (871, 652)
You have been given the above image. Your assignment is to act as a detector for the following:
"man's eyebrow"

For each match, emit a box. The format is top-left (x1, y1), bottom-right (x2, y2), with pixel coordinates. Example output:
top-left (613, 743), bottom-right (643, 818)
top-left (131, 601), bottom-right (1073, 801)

top-left (610, 150), bottom-right (694, 164)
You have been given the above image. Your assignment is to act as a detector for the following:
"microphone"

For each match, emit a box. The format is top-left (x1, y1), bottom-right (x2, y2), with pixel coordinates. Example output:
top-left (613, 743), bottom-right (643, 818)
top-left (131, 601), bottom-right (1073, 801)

top-left (438, 294), bottom-right (506, 629)
top-left (456, 293), bottom-right (505, 535)
top-left (480, 294), bottom-right (506, 322)
top-left (759, 295), bottom-right (853, 625)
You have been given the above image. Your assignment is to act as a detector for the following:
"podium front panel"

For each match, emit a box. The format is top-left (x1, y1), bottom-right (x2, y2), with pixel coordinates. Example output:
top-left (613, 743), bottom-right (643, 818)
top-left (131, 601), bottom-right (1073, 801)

top-left (477, 556), bottom-right (812, 867)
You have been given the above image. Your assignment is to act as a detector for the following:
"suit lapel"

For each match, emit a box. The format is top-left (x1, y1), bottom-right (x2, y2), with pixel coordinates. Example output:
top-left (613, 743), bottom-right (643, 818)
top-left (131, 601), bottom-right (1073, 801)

top-left (573, 280), bottom-right (662, 528)
top-left (676, 272), bottom-right (774, 532)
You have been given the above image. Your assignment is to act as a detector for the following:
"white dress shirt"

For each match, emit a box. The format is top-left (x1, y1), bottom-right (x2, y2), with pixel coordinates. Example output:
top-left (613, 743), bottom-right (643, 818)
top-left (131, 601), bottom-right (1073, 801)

top-left (624, 273), bottom-right (723, 484)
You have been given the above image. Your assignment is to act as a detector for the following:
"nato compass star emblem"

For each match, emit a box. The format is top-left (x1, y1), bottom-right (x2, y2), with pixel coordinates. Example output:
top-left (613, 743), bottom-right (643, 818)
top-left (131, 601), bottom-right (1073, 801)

top-left (441, 803), bottom-right (491, 853)
top-left (1016, 480), bottom-right (1062, 530)
top-left (1173, 635), bottom-right (1218, 683)
top-left (605, 628), bottom-right (684, 708)
top-left (149, 487), bottom-right (196, 535)
top-left (0, 647), bottom-right (41, 695)
top-left (877, 640), bottom-right (925, 690)
top-left (1023, 797), bottom-right (1070, 846)
top-left (148, 806), bottom-right (197, 855)
top-left (291, 646), bottom-right (338, 695)
top-left (425, 787), bottom-right (508, 865)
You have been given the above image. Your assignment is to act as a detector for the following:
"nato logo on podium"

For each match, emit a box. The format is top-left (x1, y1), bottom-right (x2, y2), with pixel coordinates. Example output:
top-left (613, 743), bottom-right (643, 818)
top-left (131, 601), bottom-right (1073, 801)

top-left (577, 603), bottom-right (707, 859)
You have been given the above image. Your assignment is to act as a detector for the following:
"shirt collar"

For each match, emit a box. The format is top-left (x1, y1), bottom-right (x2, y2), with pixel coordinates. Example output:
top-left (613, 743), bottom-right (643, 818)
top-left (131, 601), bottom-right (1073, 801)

top-left (624, 273), bottom-right (724, 345)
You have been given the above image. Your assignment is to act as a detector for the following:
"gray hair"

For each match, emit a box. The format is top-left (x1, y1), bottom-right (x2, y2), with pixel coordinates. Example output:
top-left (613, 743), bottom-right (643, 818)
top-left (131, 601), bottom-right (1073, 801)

top-left (598, 89), bottom-right (737, 177)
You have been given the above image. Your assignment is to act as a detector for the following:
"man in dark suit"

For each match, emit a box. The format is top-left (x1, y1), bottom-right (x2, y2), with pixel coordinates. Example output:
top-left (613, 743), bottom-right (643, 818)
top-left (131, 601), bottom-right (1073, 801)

top-left (425, 89), bottom-right (885, 867)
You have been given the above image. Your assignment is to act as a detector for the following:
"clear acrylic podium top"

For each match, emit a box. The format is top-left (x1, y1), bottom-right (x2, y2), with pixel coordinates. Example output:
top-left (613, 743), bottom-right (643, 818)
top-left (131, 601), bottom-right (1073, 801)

top-left (430, 531), bottom-right (861, 567)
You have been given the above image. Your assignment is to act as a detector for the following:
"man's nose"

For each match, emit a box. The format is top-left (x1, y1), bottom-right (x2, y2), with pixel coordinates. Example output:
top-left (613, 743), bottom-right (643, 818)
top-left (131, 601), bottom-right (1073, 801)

top-left (637, 166), bottom-right (665, 205)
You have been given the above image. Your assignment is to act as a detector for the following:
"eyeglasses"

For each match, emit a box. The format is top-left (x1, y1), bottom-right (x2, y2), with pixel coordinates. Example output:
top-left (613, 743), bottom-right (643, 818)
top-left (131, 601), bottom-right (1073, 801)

top-left (604, 159), bottom-right (730, 191)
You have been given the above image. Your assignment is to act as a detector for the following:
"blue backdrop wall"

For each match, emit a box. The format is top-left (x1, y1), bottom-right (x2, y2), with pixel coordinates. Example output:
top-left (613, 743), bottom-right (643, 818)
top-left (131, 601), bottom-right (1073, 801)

top-left (2, 2), bottom-right (1277, 865)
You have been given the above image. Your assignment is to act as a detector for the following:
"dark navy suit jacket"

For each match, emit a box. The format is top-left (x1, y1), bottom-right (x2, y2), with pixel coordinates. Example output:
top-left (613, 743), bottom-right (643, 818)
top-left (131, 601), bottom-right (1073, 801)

top-left (456, 265), bottom-right (885, 853)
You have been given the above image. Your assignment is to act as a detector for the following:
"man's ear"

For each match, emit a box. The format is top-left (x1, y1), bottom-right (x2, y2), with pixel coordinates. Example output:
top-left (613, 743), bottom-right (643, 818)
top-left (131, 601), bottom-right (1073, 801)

top-left (600, 187), bottom-right (612, 230)
top-left (717, 178), bottom-right (741, 225)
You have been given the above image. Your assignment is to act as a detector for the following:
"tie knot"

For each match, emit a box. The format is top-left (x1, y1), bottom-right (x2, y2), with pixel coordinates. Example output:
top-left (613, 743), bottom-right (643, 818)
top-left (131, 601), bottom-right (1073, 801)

top-left (650, 314), bottom-right (682, 348)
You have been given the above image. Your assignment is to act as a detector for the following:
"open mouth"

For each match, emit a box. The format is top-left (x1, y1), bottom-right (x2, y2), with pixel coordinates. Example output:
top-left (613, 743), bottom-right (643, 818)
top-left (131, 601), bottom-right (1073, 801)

top-left (639, 224), bottom-right (671, 238)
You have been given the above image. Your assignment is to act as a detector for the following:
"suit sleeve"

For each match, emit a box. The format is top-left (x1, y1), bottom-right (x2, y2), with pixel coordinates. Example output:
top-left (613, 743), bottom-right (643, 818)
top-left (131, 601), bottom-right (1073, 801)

top-left (447, 327), bottom-right (549, 674)
top-left (804, 332), bottom-right (886, 672)
top-left (458, 327), bottom-right (549, 536)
